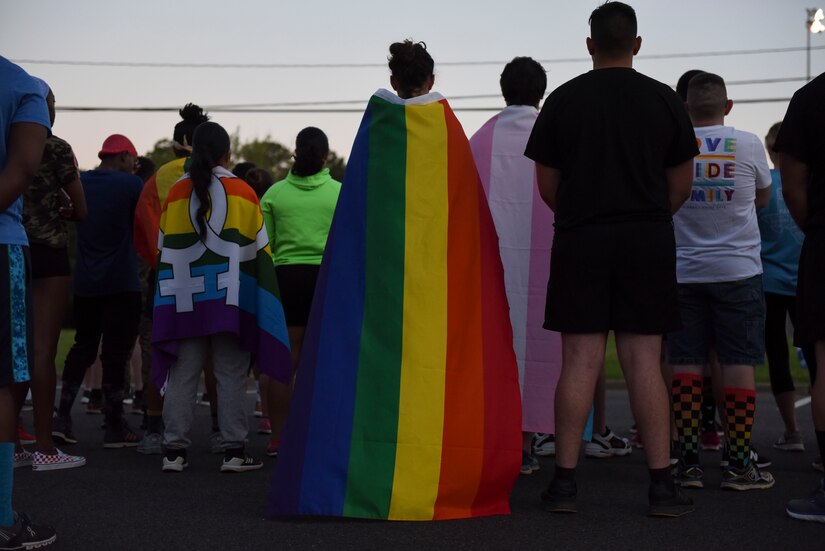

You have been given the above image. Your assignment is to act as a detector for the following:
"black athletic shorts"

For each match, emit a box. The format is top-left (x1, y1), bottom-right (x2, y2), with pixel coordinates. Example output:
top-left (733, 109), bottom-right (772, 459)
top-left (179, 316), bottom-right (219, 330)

top-left (29, 242), bottom-right (70, 279)
top-left (545, 220), bottom-right (681, 334)
top-left (795, 227), bottom-right (825, 346)
top-left (275, 264), bottom-right (320, 327)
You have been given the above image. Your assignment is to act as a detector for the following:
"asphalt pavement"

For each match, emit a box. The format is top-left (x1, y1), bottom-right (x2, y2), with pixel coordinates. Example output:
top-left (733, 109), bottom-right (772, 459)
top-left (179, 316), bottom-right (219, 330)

top-left (12, 388), bottom-right (823, 550)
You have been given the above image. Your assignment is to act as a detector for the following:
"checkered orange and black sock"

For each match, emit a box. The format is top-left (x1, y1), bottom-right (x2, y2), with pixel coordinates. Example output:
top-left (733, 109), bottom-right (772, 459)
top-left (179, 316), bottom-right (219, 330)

top-left (672, 373), bottom-right (703, 465)
top-left (723, 387), bottom-right (757, 470)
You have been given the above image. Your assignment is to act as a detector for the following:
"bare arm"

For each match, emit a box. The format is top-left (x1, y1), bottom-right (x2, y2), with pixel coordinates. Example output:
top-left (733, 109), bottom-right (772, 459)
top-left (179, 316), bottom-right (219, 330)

top-left (755, 185), bottom-right (771, 209)
top-left (0, 122), bottom-right (48, 212)
top-left (536, 163), bottom-right (561, 212)
top-left (778, 152), bottom-right (809, 229)
top-left (61, 177), bottom-right (87, 220)
top-left (666, 159), bottom-right (694, 214)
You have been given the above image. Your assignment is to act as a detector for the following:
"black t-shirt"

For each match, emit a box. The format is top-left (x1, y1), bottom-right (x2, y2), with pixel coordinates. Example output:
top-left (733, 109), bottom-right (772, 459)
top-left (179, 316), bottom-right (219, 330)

top-left (525, 67), bottom-right (698, 231)
top-left (773, 72), bottom-right (825, 230)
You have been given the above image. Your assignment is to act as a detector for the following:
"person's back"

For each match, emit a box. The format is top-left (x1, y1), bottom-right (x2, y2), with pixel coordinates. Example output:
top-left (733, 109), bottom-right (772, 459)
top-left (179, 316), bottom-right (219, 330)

top-left (75, 167), bottom-right (142, 296)
top-left (0, 55), bottom-right (57, 549)
top-left (776, 71), bottom-right (825, 522)
top-left (524, 2), bottom-right (696, 519)
top-left (470, 56), bottom-right (561, 473)
top-left (261, 169), bottom-right (340, 266)
top-left (674, 121), bottom-right (770, 282)
top-left (667, 72), bottom-right (775, 493)
top-left (528, 68), bottom-right (694, 230)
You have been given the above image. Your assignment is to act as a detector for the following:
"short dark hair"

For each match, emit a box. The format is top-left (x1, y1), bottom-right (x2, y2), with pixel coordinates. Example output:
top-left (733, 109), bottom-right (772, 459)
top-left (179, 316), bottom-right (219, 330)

top-left (676, 69), bottom-right (705, 102)
top-left (135, 156), bottom-right (156, 183)
top-left (500, 57), bottom-right (547, 106)
top-left (388, 39), bottom-right (434, 98)
top-left (687, 72), bottom-right (728, 120)
top-left (232, 161), bottom-right (256, 181)
top-left (589, 1), bottom-right (638, 57)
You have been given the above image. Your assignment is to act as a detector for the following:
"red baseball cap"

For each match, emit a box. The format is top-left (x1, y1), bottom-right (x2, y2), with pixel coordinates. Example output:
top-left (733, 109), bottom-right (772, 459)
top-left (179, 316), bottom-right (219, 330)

top-left (98, 134), bottom-right (138, 159)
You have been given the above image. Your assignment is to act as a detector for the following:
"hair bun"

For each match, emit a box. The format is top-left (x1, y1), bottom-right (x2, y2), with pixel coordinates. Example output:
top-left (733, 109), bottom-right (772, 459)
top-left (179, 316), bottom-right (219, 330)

top-left (179, 103), bottom-right (209, 123)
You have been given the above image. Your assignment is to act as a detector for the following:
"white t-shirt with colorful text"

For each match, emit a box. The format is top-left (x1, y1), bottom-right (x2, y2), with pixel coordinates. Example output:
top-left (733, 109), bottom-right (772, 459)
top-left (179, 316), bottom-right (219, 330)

top-left (673, 125), bottom-right (771, 283)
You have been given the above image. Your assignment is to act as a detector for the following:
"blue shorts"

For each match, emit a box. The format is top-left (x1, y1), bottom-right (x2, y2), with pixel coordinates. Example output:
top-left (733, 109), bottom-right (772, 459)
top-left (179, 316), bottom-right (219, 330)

top-left (0, 244), bottom-right (32, 388)
top-left (667, 275), bottom-right (765, 366)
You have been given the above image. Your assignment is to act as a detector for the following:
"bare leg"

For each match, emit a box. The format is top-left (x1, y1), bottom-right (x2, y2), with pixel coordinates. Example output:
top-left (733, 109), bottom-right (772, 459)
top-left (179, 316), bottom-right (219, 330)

top-left (267, 326), bottom-right (305, 442)
top-left (811, 341), bottom-right (825, 434)
top-left (775, 391), bottom-right (800, 434)
top-left (554, 333), bottom-right (607, 469)
top-left (28, 276), bottom-right (69, 454)
top-left (522, 432), bottom-right (533, 454)
top-left (593, 369), bottom-right (606, 435)
top-left (616, 332), bottom-right (670, 469)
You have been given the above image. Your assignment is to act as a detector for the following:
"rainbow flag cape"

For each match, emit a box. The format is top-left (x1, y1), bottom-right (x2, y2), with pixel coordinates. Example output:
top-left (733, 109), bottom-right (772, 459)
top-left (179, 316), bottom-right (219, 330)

top-left (151, 166), bottom-right (291, 390)
top-left (267, 90), bottom-right (521, 521)
top-left (469, 106), bottom-right (561, 434)
top-left (134, 157), bottom-right (187, 268)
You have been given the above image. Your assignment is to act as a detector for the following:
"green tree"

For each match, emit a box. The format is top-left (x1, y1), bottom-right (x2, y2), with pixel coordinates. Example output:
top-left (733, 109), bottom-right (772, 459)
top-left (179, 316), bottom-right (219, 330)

top-left (237, 136), bottom-right (293, 181)
top-left (326, 150), bottom-right (347, 182)
top-left (144, 138), bottom-right (177, 169)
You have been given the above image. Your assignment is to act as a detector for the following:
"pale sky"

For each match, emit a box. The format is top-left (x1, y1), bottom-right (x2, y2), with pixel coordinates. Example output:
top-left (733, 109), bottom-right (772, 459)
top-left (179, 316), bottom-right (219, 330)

top-left (3, 0), bottom-right (824, 170)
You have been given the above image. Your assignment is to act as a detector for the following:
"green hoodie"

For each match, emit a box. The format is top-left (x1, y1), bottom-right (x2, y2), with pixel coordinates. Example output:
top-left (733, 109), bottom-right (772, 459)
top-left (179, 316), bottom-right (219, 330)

top-left (260, 168), bottom-right (341, 265)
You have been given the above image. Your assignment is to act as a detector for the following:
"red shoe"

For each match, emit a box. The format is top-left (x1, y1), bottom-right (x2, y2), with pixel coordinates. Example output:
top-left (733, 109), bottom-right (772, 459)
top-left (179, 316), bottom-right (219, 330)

top-left (257, 417), bottom-right (272, 435)
top-left (266, 439), bottom-right (279, 457)
top-left (17, 420), bottom-right (35, 445)
top-left (700, 429), bottom-right (722, 451)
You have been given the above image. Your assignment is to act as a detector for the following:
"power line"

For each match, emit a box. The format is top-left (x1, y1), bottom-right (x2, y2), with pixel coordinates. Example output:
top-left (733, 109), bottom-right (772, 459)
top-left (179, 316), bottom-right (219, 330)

top-left (13, 45), bottom-right (825, 70)
top-left (55, 97), bottom-right (793, 115)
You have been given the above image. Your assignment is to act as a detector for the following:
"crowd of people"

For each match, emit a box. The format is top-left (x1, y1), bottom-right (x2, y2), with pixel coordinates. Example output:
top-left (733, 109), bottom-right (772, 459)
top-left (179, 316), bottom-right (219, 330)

top-left (1, 0), bottom-right (824, 547)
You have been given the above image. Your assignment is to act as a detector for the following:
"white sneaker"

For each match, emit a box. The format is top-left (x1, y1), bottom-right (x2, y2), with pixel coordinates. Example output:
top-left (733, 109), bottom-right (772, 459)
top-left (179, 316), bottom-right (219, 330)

top-left (773, 432), bottom-right (805, 452)
top-left (162, 454), bottom-right (188, 472)
top-left (221, 453), bottom-right (263, 473)
top-left (533, 433), bottom-right (556, 457)
top-left (585, 428), bottom-right (632, 458)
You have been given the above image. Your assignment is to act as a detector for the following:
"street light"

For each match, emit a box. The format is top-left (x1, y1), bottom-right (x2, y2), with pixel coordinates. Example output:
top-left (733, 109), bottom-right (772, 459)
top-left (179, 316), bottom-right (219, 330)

top-left (807, 8), bottom-right (825, 80)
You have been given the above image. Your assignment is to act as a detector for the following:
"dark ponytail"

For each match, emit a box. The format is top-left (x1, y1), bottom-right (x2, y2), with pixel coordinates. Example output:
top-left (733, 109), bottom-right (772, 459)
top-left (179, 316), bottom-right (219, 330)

top-left (292, 127), bottom-right (329, 177)
top-left (388, 39), bottom-right (434, 98)
top-left (189, 122), bottom-right (230, 240)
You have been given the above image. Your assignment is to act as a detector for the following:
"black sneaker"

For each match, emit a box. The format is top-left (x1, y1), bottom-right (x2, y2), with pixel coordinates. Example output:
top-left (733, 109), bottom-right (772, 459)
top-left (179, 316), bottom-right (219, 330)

top-left (0, 512), bottom-right (57, 550)
top-left (221, 448), bottom-right (263, 473)
top-left (541, 477), bottom-right (577, 513)
top-left (51, 415), bottom-right (77, 445)
top-left (648, 481), bottom-right (695, 517)
top-left (103, 419), bottom-right (140, 449)
top-left (673, 461), bottom-right (704, 489)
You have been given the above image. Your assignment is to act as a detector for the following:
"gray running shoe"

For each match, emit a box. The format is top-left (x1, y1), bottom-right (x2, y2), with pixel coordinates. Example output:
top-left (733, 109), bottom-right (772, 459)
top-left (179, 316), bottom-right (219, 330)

top-left (210, 431), bottom-right (225, 454)
top-left (773, 432), bottom-right (805, 452)
top-left (721, 462), bottom-right (775, 491)
top-left (136, 432), bottom-right (163, 455)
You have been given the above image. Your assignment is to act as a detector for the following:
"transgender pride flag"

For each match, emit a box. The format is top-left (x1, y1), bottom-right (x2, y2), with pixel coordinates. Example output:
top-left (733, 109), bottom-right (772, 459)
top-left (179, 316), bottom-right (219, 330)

top-left (470, 105), bottom-right (562, 435)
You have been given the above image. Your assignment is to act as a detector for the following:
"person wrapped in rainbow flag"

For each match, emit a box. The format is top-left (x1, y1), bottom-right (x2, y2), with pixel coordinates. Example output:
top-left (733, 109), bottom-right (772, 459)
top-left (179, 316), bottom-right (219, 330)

top-left (151, 121), bottom-right (291, 473)
top-left (267, 40), bottom-right (522, 520)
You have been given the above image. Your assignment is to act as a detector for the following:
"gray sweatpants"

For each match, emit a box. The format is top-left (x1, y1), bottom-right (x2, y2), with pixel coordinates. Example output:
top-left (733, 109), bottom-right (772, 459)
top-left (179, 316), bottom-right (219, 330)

top-left (163, 333), bottom-right (250, 451)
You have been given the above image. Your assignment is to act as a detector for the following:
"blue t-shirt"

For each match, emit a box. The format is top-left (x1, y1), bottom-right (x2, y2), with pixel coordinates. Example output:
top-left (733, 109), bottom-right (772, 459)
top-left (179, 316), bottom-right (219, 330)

top-left (74, 169), bottom-right (143, 296)
top-left (757, 168), bottom-right (805, 296)
top-left (0, 57), bottom-right (51, 246)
